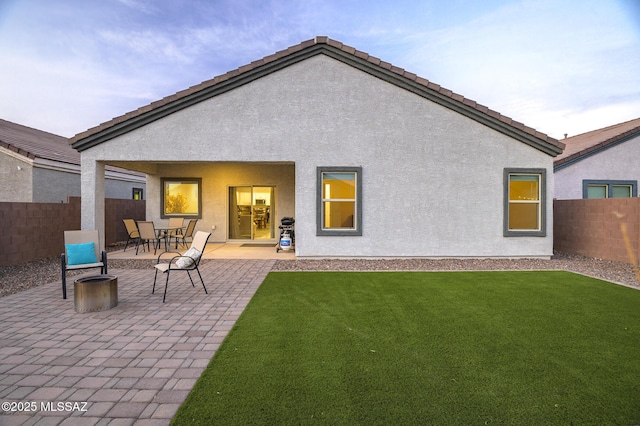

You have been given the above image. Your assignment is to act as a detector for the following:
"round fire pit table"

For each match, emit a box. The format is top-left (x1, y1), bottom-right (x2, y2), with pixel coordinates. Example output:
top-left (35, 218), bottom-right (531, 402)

top-left (74, 274), bottom-right (118, 313)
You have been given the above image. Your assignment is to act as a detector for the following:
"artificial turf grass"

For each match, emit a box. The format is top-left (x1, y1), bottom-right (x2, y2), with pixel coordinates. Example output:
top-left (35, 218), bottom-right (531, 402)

top-left (172, 271), bottom-right (640, 425)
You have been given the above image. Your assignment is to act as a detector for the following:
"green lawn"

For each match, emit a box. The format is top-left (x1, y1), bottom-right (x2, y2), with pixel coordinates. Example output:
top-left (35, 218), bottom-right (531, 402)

top-left (172, 271), bottom-right (640, 425)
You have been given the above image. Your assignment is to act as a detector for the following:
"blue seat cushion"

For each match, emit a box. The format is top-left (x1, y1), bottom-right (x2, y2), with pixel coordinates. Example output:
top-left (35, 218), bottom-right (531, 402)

top-left (66, 242), bottom-right (99, 265)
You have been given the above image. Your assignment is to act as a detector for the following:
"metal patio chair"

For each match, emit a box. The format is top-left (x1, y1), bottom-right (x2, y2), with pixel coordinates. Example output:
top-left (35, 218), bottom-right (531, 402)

top-left (167, 217), bottom-right (185, 248)
top-left (136, 221), bottom-right (164, 255)
top-left (153, 231), bottom-right (211, 303)
top-left (122, 219), bottom-right (140, 251)
top-left (175, 219), bottom-right (198, 248)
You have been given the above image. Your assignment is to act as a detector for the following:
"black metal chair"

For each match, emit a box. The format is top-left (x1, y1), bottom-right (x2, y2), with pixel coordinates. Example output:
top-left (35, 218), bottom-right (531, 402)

top-left (136, 221), bottom-right (164, 255)
top-left (175, 219), bottom-right (198, 248)
top-left (122, 219), bottom-right (140, 251)
top-left (153, 231), bottom-right (211, 302)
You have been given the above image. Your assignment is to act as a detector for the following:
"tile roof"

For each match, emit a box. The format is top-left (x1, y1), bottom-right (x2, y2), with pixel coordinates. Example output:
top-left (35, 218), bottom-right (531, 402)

top-left (554, 117), bottom-right (640, 169)
top-left (0, 118), bottom-right (78, 164)
top-left (0, 118), bottom-right (144, 177)
top-left (70, 36), bottom-right (564, 156)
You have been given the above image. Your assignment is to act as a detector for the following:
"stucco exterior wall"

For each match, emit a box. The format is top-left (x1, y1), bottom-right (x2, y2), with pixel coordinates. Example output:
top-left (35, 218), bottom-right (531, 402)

top-left (32, 167), bottom-right (144, 202)
top-left (33, 168), bottom-right (80, 202)
top-left (1, 146), bottom-right (144, 203)
top-left (80, 55), bottom-right (555, 258)
top-left (555, 134), bottom-right (640, 199)
top-left (0, 149), bottom-right (32, 202)
top-left (105, 178), bottom-right (145, 200)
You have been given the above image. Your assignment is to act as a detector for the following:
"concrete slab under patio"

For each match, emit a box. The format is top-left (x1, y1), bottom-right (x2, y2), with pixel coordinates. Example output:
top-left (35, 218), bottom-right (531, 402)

top-left (0, 259), bottom-right (275, 424)
top-left (111, 242), bottom-right (296, 260)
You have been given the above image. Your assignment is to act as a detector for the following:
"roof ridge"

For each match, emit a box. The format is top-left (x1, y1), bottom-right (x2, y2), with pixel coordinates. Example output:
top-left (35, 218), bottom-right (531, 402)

top-left (564, 116), bottom-right (640, 140)
top-left (0, 118), bottom-right (70, 161)
top-left (0, 118), bottom-right (146, 177)
top-left (0, 118), bottom-right (68, 141)
top-left (70, 36), bottom-right (563, 152)
top-left (554, 117), bottom-right (640, 168)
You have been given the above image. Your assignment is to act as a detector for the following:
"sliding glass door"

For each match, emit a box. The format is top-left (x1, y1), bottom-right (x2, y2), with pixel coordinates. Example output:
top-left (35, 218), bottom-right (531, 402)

top-left (228, 186), bottom-right (275, 240)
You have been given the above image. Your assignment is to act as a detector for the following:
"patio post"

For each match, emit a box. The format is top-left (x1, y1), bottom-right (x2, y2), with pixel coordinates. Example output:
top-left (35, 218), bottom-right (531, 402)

top-left (81, 158), bottom-right (106, 252)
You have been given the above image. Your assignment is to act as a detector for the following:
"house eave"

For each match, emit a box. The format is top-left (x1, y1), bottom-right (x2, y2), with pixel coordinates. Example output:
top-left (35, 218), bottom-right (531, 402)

top-left (0, 145), bottom-right (35, 164)
top-left (71, 44), bottom-right (324, 152)
top-left (553, 130), bottom-right (640, 171)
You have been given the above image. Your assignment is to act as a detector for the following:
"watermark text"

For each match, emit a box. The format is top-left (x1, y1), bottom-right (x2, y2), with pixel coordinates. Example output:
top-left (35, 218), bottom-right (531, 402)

top-left (2, 401), bottom-right (89, 413)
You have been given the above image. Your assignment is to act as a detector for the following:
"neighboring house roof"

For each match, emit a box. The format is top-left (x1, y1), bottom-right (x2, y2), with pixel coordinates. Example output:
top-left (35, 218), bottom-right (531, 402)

top-left (70, 36), bottom-right (565, 157)
top-left (554, 117), bottom-right (640, 170)
top-left (0, 118), bottom-right (78, 165)
top-left (0, 118), bottom-right (144, 178)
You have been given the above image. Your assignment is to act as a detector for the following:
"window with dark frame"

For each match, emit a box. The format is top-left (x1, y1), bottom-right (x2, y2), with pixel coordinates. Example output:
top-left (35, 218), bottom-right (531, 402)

top-left (317, 167), bottom-right (362, 236)
top-left (582, 180), bottom-right (638, 199)
top-left (504, 168), bottom-right (546, 237)
top-left (161, 178), bottom-right (202, 219)
top-left (132, 188), bottom-right (143, 200)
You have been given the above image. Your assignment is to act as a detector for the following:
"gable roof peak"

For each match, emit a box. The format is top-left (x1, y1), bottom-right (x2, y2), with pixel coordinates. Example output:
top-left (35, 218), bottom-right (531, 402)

top-left (70, 36), bottom-right (564, 156)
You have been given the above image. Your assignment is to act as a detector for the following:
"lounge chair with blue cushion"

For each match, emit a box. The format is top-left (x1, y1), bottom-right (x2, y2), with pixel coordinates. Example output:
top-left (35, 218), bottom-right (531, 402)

top-left (61, 230), bottom-right (107, 299)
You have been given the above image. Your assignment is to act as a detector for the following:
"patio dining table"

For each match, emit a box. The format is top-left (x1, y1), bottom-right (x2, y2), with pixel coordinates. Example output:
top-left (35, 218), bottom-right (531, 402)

top-left (155, 225), bottom-right (184, 251)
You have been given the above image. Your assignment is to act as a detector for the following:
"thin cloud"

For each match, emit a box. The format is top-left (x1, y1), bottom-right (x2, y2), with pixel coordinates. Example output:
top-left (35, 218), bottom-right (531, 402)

top-left (0, 0), bottom-right (638, 139)
top-left (117, 0), bottom-right (159, 15)
top-left (389, 0), bottom-right (640, 137)
top-left (98, 29), bottom-right (197, 63)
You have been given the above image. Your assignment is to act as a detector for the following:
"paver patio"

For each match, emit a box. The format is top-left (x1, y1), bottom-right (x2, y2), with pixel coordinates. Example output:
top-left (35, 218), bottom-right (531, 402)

top-left (0, 258), bottom-right (275, 425)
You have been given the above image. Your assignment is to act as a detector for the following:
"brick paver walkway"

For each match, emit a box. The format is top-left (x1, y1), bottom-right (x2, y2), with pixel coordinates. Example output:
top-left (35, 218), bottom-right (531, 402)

top-left (0, 259), bottom-right (275, 425)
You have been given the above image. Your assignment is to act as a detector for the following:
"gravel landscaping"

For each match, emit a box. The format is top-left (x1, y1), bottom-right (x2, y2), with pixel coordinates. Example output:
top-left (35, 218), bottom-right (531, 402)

top-left (1, 250), bottom-right (638, 299)
top-left (272, 252), bottom-right (640, 287)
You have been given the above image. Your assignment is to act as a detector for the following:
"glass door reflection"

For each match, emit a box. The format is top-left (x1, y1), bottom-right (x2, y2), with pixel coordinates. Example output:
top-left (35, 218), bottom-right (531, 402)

top-left (229, 186), bottom-right (274, 240)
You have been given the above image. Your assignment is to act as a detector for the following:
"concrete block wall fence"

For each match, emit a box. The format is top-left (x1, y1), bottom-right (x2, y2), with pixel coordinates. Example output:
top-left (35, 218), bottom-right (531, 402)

top-left (1, 196), bottom-right (638, 266)
top-left (554, 198), bottom-right (640, 264)
top-left (105, 198), bottom-right (147, 245)
top-left (0, 197), bottom-right (145, 266)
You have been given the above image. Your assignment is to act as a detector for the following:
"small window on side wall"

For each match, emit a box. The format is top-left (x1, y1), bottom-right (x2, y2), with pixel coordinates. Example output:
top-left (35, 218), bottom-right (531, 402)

top-left (504, 168), bottom-right (546, 237)
top-left (317, 167), bottom-right (362, 236)
top-left (583, 180), bottom-right (637, 199)
top-left (132, 188), bottom-right (143, 200)
top-left (161, 178), bottom-right (202, 219)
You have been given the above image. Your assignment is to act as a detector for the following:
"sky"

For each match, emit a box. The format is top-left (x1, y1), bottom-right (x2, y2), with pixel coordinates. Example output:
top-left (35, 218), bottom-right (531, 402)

top-left (0, 0), bottom-right (639, 140)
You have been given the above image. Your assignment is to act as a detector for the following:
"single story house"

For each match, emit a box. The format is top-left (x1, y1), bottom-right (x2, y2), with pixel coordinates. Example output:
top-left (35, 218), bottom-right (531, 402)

top-left (0, 119), bottom-right (146, 202)
top-left (554, 117), bottom-right (640, 200)
top-left (70, 36), bottom-right (565, 258)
